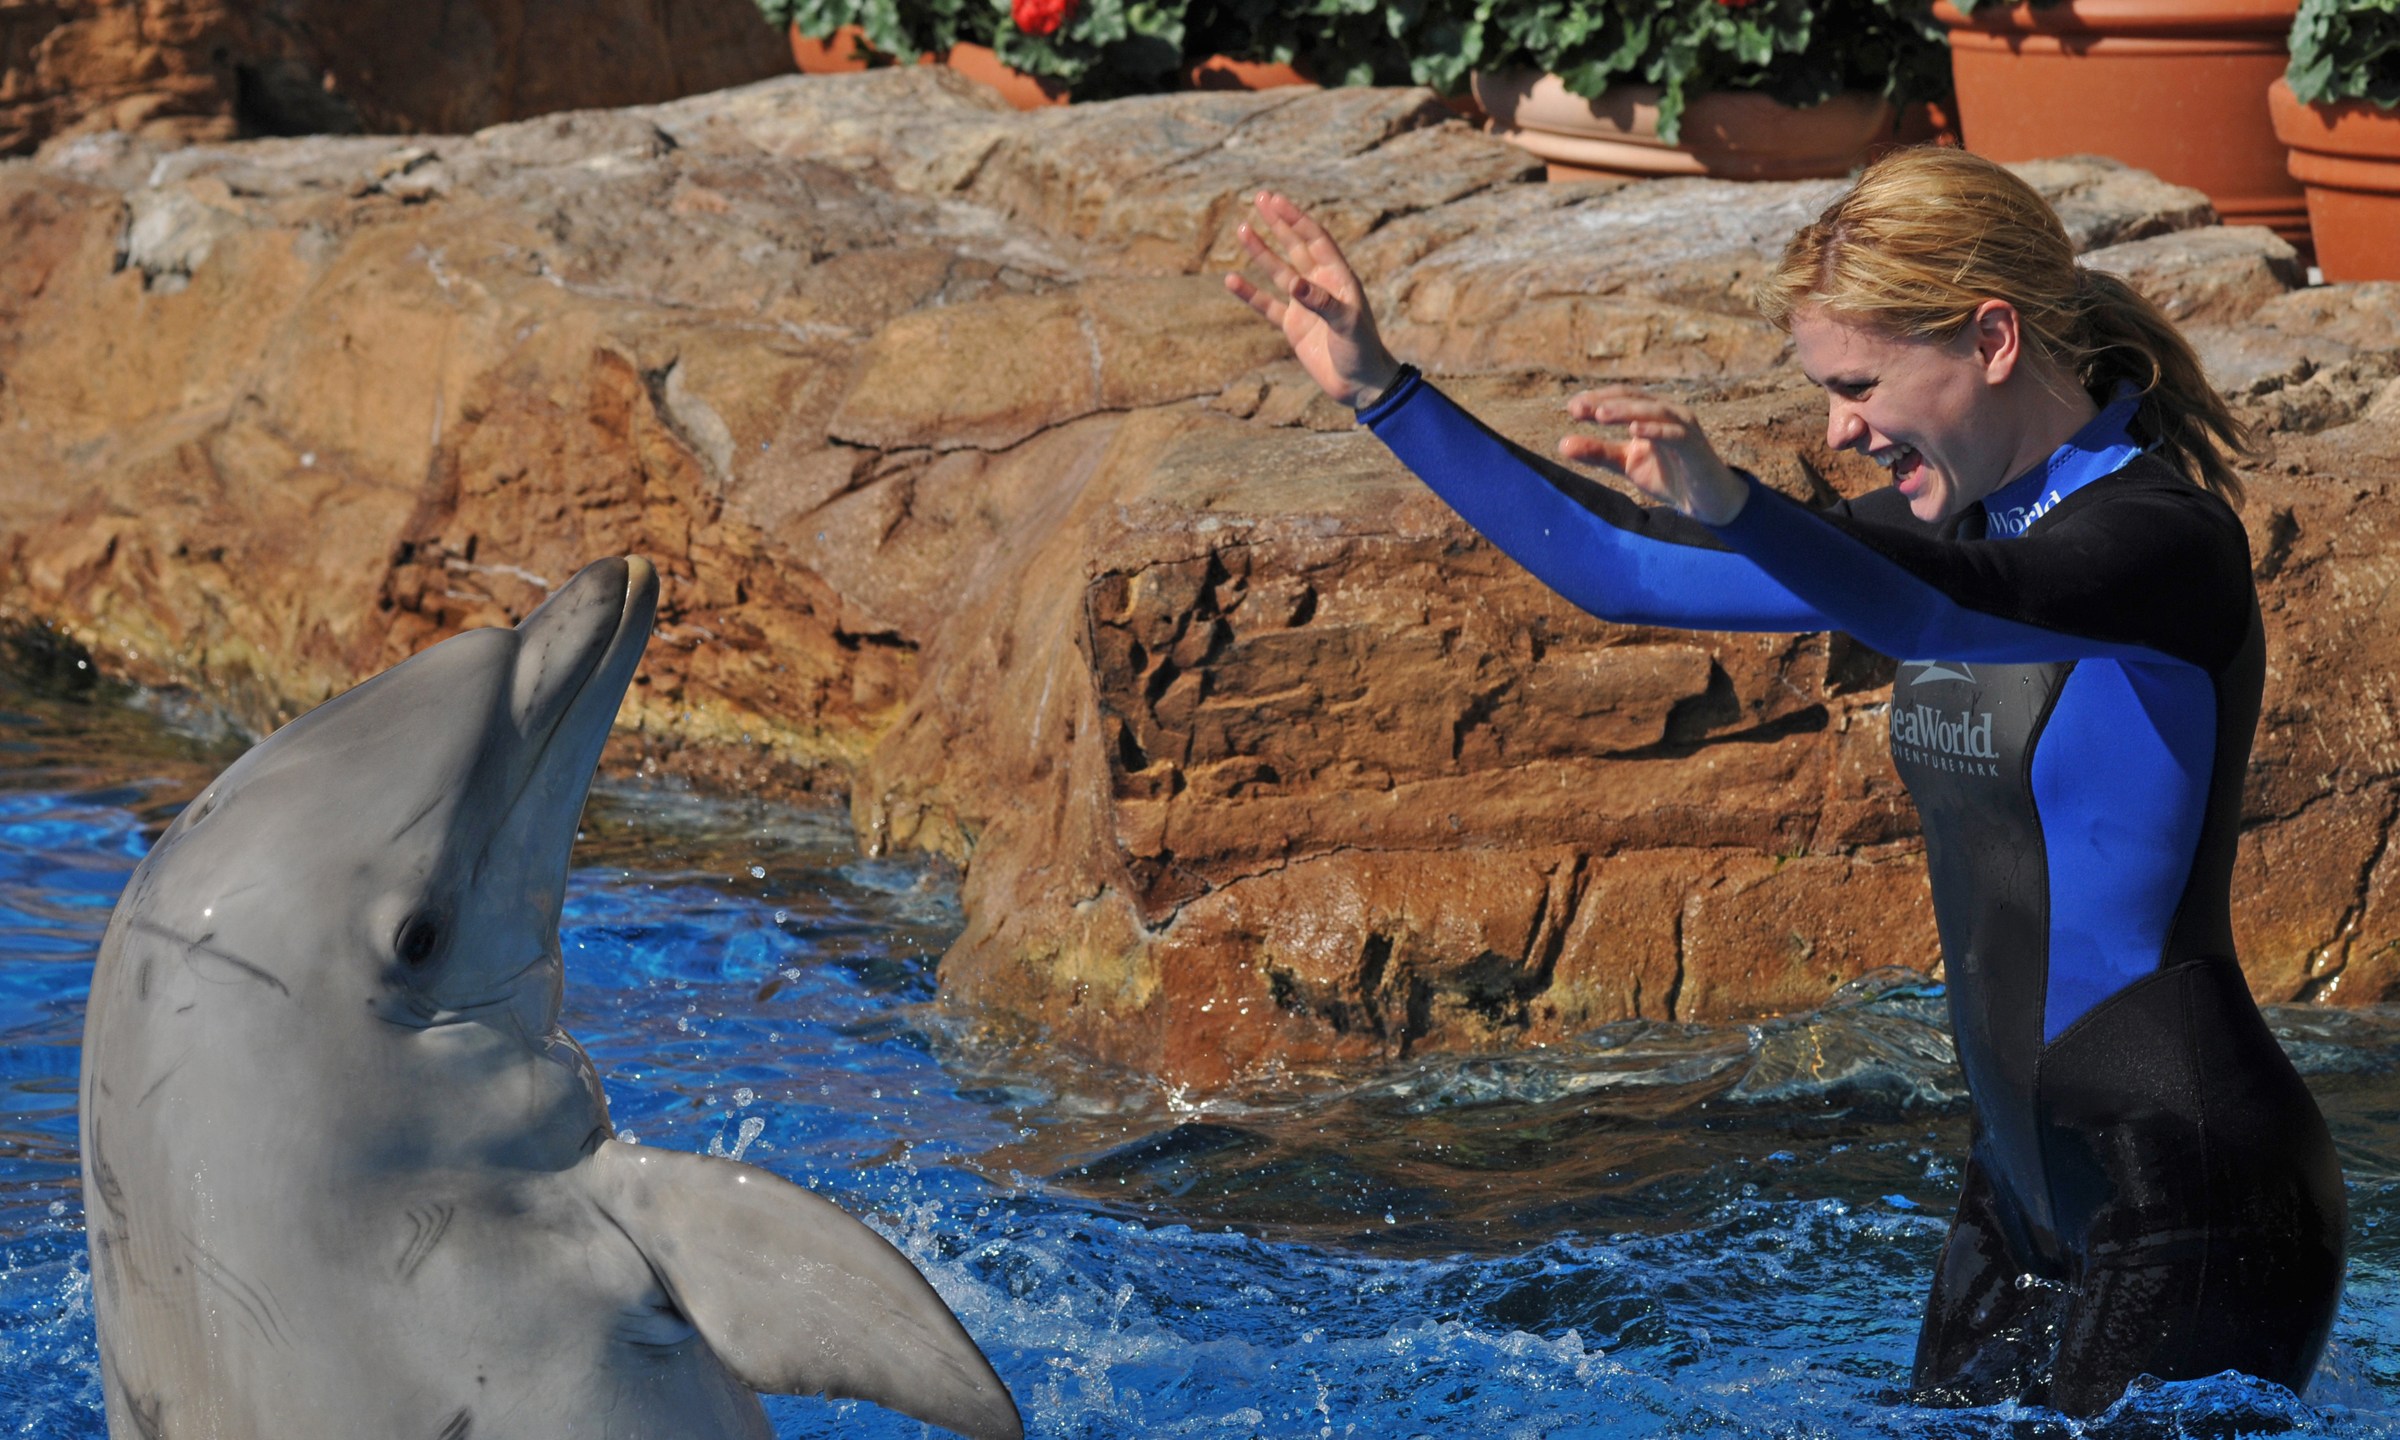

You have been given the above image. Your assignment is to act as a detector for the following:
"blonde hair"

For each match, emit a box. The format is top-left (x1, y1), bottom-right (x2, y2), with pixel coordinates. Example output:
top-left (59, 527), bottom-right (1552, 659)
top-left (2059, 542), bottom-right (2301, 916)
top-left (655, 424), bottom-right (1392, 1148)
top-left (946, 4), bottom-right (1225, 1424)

top-left (1754, 147), bottom-right (2251, 507)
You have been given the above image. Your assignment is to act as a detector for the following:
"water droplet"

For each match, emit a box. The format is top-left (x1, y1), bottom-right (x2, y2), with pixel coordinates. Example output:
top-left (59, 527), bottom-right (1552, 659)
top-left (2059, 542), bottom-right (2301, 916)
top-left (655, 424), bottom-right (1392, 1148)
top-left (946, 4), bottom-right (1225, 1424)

top-left (749, 865), bottom-right (765, 879)
top-left (733, 1087), bottom-right (754, 1108)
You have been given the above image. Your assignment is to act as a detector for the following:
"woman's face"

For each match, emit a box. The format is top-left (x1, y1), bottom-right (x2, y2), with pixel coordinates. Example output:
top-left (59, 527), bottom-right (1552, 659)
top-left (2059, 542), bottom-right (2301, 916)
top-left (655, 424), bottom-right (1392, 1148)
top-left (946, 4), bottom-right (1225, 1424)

top-left (1790, 304), bottom-right (2020, 525)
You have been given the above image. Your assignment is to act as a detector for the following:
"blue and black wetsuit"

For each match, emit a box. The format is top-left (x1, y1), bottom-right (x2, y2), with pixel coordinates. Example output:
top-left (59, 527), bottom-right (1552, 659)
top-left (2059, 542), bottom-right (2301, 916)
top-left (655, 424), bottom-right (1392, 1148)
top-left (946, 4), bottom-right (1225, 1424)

top-left (1358, 369), bottom-right (2344, 1414)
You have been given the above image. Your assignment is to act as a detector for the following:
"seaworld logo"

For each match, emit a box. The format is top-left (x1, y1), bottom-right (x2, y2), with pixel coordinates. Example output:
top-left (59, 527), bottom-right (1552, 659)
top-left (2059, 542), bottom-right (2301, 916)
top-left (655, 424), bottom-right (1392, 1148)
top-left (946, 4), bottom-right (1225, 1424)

top-left (1891, 661), bottom-right (1999, 776)
top-left (1904, 660), bottom-right (1974, 687)
top-left (1891, 702), bottom-right (1995, 761)
top-left (1987, 488), bottom-right (2064, 538)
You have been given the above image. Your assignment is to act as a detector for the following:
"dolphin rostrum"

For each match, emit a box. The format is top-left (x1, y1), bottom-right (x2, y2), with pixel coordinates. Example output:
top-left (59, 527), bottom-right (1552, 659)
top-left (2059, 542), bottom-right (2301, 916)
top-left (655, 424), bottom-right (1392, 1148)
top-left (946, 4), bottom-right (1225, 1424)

top-left (77, 556), bottom-right (1022, 1440)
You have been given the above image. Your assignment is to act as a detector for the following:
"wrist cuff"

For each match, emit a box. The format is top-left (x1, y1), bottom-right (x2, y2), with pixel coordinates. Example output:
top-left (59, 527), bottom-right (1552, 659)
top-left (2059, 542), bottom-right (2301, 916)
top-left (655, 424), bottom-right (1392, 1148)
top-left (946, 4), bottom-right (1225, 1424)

top-left (1353, 365), bottom-right (1423, 426)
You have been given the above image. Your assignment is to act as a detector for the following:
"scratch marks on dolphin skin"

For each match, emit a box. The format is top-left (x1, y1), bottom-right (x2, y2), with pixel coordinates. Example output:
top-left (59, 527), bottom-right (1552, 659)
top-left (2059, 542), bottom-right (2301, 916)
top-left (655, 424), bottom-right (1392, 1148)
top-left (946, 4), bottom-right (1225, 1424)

top-left (182, 1232), bottom-right (293, 1350)
top-left (436, 1407), bottom-right (474, 1440)
top-left (398, 1203), bottom-right (455, 1282)
top-left (134, 1050), bottom-right (189, 1109)
top-left (117, 1382), bottom-right (166, 1440)
top-left (132, 919), bottom-right (292, 997)
top-left (392, 791), bottom-right (446, 842)
top-left (85, 1112), bottom-right (129, 1220)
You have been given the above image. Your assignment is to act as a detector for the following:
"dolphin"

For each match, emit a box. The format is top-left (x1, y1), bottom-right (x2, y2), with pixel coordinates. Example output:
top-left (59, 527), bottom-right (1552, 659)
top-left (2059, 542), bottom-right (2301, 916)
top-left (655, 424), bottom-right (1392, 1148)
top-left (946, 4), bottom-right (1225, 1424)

top-left (77, 557), bottom-right (1022, 1440)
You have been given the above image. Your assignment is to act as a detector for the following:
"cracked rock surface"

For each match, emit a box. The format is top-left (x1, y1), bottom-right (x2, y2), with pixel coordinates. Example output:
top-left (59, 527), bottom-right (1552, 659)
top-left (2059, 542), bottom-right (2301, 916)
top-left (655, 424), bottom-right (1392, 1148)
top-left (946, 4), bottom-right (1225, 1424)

top-left (3, 73), bottom-right (2396, 1089)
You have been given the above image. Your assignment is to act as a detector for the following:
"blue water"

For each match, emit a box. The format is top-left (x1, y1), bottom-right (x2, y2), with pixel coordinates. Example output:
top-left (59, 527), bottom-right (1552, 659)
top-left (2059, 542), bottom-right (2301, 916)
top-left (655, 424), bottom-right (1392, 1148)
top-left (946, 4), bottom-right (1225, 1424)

top-left (6, 671), bottom-right (2400, 1437)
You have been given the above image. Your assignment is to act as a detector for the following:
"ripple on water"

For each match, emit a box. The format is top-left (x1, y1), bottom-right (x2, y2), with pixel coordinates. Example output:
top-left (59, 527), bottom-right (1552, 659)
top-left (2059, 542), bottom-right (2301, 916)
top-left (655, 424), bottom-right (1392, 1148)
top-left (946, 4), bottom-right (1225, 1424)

top-left (3, 678), bottom-right (2400, 1437)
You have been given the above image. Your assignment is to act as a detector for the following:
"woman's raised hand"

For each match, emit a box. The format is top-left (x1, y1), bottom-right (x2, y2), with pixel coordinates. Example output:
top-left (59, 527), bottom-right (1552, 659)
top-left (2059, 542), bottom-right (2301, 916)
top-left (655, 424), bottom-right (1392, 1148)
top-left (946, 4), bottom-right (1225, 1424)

top-left (1224, 191), bottom-right (1404, 409)
top-left (1560, 387), bottom-right (1753, 526)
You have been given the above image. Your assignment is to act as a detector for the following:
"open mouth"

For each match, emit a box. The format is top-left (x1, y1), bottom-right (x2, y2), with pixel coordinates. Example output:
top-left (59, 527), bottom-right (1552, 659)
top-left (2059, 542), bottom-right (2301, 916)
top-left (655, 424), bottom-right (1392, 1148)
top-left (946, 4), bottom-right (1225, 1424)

top-left (1870, 443), bottom-right (1930, 491)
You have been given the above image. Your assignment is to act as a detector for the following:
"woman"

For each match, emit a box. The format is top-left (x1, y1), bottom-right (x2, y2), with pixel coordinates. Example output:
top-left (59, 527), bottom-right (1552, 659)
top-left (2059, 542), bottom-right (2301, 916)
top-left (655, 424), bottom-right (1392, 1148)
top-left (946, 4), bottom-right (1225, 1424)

top-left (1224, 148), bottom-right (2344, 1415)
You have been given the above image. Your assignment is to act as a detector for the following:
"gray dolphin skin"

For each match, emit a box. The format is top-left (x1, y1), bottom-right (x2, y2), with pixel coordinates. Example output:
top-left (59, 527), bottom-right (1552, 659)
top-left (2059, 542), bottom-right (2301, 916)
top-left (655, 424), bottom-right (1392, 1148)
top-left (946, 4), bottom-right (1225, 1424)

top-left (77, 557), bottom-right (1023, 1440)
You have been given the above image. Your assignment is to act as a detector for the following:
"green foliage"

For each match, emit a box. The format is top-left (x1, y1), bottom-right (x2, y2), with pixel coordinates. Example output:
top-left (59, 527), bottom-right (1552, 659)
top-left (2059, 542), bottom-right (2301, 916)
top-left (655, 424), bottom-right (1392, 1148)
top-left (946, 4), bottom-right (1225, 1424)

top-left (989, 0), bottom-right (1194, 99)
top-left (2288, 0), bottom-right (2400, 110)
top-left (758, 0), bottom-right (1951, 133)
top-left (762, 0), bottom-right (979, 64)
top-left (1468, 0), bottom-right (1950, 141)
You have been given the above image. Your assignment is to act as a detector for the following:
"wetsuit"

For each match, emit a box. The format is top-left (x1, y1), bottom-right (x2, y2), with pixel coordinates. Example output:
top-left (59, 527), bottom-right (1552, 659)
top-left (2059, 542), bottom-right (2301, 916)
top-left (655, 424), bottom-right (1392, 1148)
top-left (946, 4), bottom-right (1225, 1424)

top-left (1357, 370), bottom-right (2345, 1414)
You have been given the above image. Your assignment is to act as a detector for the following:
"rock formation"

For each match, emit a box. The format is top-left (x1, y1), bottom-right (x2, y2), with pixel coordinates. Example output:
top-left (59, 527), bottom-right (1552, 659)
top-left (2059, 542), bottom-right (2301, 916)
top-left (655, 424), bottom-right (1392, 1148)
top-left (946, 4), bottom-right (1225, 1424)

top-left (2, 70), bottom-right (2396, 1090)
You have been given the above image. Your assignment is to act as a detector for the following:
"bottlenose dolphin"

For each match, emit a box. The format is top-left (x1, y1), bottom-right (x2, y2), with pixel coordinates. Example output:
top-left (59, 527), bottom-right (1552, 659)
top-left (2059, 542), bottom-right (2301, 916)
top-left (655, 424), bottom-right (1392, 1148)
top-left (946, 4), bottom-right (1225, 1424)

top-left (77, 557), bottom-right (1022, 1440)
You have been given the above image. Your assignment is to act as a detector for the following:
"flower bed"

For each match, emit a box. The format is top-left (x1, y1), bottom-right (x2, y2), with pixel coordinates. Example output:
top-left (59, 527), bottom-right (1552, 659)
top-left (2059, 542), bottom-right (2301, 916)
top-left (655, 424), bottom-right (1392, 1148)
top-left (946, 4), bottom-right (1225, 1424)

top-left (759, 0), bottom-right (1950, 130)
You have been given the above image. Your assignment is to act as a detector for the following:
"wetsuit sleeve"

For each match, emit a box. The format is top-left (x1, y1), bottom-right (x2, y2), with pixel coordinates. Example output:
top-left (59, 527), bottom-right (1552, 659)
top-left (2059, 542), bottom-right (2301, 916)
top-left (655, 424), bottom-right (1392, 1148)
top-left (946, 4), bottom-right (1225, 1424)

top-left (1358, 369), bottom-right (1838, 632)
top-left (1709, 468), bottom-right (2253, 670)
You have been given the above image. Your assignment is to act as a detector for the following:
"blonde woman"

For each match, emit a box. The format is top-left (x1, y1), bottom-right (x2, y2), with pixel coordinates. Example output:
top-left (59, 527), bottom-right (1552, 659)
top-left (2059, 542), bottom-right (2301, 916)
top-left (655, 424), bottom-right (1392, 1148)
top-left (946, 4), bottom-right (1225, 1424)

top-left (1225, 148), bottom-right (2343, 1415)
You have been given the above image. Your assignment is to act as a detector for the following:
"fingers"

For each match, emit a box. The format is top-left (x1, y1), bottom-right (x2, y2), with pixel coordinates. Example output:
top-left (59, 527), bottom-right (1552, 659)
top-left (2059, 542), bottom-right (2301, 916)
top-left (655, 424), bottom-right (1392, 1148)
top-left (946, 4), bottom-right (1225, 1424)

top-left (1234, 220), bottom-right (1302, 293)
top-left (1249, 191), bottom-right (1359, 307)
top-left (1556, 434), bottom-right (1625, 470)
top-left (1560, 434), bottom-right (1677, 505)
top-left (1566, 387), bottom-right (1698, 429)
top-left (1255, 193), bottom-right (1338, 283)
top-left (1221, 271), bottom-right (1285, 326)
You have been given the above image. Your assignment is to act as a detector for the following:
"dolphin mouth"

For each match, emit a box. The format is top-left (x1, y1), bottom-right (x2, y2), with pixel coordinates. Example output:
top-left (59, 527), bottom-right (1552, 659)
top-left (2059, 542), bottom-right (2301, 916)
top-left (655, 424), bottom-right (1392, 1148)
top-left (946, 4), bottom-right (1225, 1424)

top-left (388, 949), bottom-right (557, 1029)
top-left (416, 558), bottom-right (658, 1026)
top-left (515, 557), bottom-right (661, 751)
top-left (497, 557), bottom-right (660, 813)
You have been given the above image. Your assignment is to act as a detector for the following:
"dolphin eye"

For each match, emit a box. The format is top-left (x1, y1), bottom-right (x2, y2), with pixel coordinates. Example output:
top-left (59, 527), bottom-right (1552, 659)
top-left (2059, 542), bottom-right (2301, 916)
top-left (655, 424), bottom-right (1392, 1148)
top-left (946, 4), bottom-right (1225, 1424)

top-left (396, 915), bottom-right (443, 968)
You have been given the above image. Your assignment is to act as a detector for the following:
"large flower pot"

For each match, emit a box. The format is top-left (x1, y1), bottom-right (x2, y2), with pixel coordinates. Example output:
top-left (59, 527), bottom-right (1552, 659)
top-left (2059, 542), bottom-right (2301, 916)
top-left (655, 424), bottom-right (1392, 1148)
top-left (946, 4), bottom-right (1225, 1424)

top-left (1933, 0), bottom-right (2306, 243)
top-left (1471, 70), bottom-right (1895, 182)
top-left (1186, 55), bottom-right (1312, 92)
top-left (2269, 78), bottom-right (2400, 282)
top-left (940, 42), bottom-right (1071, 109)
top-left (790, 24), bottom-right (880, 74)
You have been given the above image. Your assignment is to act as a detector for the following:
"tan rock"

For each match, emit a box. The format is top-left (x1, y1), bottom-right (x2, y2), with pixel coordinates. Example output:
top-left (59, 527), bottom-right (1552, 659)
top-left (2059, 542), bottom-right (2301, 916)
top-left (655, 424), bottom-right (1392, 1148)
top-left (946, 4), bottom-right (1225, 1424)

top-left (2, 73), bottom-right (2396, 1092)
top-left (2004, 155), bottom-right (2217, 251)
top-left (2081, 224), bottom-right (2302, 327)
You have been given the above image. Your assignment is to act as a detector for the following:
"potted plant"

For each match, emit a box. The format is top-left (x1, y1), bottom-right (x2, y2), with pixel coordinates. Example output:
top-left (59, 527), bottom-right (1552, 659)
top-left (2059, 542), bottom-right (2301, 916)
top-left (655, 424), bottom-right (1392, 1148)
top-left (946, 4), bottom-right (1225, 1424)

top-left (1460, 0), bottom-right (1955, 183)
top-left (762, 0), bottom-right (1369, 108)
top-left (2269, 0), bottom-right (2400, 280)
top-left (1933, 0), bottom-right (2307, 242)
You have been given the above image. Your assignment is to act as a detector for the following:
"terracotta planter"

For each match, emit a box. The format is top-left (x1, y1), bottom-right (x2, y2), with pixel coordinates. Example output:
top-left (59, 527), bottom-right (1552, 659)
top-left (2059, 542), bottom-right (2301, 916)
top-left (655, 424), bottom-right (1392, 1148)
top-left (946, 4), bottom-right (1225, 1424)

top-left (1185, 55), bottom-right (1312, 92)
top-left (1471, 70), bottom-right (1895, 182)
top-left (941, 41), bottom-right (1070, 109)
top-left (791, 32), bottom-right (1317, 109)
top-left (1933, 0), bottom-right (2306, 243)
top-left (2269, 78), bottom-right (2400, 282)
top-left (790, 24), bottom-right (881, 75)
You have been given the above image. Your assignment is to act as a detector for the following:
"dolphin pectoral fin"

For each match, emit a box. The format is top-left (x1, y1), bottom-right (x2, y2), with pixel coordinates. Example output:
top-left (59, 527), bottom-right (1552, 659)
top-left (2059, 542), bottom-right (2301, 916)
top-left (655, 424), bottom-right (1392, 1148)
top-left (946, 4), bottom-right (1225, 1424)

top-left (585, 1140), bottom-right (1022, 1440)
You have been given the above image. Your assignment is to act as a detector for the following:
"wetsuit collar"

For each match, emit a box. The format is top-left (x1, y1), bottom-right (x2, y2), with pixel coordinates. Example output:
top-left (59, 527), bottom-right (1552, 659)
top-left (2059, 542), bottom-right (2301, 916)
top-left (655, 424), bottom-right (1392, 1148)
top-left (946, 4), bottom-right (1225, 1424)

top-left (1979, 385), bottom-right (2145, 539)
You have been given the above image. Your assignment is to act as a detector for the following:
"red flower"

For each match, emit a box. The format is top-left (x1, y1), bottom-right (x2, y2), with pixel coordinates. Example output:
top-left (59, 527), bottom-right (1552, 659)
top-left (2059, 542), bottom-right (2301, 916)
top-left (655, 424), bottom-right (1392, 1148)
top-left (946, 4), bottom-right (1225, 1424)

top-left (1013, 0), bottom-right (1076, 36)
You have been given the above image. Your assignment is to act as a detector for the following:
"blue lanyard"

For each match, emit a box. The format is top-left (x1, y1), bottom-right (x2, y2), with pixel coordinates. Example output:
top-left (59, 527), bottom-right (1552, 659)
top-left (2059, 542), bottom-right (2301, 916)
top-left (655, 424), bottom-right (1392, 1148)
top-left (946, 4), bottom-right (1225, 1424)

top-left (1980, 386), bottom-right (2145, 539)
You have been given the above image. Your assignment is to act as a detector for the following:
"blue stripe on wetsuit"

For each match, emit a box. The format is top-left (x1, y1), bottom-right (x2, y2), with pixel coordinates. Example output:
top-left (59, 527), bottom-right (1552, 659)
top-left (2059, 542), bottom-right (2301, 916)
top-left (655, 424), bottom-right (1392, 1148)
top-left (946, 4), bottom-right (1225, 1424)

top-left (1703, 390), bottom-right (2214, 1040)
top-left (2032, 660), bottom-right (2214, 1039)
top-left (1356, 370), bottom-right (1830, 632)
top-left (1362, 373), bottom-right (2220, 1041)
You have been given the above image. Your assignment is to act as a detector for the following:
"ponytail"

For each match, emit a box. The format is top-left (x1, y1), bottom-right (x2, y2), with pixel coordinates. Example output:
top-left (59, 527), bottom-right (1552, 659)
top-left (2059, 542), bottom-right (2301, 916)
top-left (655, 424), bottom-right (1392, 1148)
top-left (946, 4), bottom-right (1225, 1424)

top-left (1756, 148), bottom-right (2252, 508)
top-left (2073, 267), bottom-right (2253, 508)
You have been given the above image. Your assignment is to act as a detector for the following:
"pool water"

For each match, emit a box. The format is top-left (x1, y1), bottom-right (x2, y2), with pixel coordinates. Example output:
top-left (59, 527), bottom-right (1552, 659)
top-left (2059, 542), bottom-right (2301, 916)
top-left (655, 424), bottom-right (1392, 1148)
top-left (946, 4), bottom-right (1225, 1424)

top-left (5, 664), bottom-right (2400, 1438)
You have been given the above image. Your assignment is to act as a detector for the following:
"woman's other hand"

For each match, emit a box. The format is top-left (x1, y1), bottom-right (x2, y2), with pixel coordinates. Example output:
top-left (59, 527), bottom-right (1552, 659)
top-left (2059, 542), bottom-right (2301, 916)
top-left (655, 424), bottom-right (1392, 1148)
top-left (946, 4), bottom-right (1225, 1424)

top-left (1560, 387), bottom-right (1753, 526)
top-left (1224, 191), bottom-right (1404, 409)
